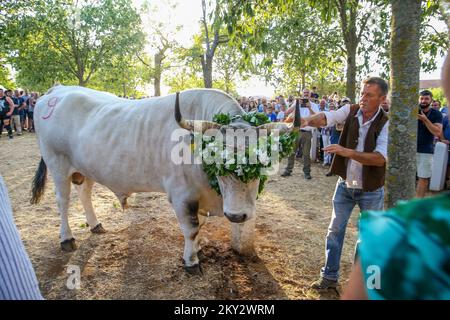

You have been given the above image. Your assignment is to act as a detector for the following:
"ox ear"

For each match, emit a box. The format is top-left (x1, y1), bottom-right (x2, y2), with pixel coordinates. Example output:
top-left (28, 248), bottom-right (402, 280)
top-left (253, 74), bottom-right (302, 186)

top-left (174, 92), bottom-right (221, 132)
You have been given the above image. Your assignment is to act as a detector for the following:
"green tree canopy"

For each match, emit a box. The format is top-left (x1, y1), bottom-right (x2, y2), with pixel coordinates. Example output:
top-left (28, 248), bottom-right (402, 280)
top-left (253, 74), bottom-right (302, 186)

top-left (3, 0), bottom-right (146, 90)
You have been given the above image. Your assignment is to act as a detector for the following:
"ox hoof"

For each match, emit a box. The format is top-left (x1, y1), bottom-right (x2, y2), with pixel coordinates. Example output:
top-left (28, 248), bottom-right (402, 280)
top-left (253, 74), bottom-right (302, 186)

top-left (61, 238), bottom-right (77, 252)
top-left (184, 263), bottom-right (203, 276)
top-left (90, 223), bottom-right (107, 234)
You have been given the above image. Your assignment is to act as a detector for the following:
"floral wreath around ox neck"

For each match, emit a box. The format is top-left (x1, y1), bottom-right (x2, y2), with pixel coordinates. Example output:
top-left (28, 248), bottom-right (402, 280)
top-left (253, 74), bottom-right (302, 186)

top-left (174, 92), bottom-right (301, 195)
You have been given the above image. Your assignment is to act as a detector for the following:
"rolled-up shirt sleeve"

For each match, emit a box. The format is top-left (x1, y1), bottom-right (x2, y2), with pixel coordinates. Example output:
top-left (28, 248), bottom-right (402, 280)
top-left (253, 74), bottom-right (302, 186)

top-left (374, 121), bottom-right (389, 160)
top-left (323, 104), bottom-right (351, 126)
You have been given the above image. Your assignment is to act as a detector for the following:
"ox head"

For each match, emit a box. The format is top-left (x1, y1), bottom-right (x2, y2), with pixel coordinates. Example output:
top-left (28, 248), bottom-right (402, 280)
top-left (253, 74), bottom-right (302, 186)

top-left (174, 92), bottom-right (300, 224)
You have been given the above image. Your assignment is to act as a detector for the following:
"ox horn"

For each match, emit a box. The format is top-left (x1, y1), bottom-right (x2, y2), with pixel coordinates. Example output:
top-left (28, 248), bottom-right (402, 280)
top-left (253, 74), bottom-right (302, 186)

top-left (255, 122), bottom-right (293, 134)
top-left (257, 99), bottom-right (301, 133)
top-left (174, 92), bottom-right (221, 132)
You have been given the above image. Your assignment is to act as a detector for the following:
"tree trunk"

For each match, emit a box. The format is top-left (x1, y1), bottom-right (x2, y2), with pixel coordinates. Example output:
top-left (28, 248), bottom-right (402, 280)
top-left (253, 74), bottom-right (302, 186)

top-left (202, 54), bottom-right (213, 88)
top-left (78, 68), bottom-right (85, 86)
top-left (224, 69), bottom-right (231, 93)
top-left (154, 53), bottom-right (163, 96)
top-left (344, 6), bottom-right (358, 103)
top-left (345, 41), bottom-right (357, 102)
top-left (301, 72), bottom-right (306, 92)
top-left (77, 59), bottom-right (86, 86)
top-left (320, 76), bottom-right (325, 94)
top-left (386, 0), bottom-right (421, 208)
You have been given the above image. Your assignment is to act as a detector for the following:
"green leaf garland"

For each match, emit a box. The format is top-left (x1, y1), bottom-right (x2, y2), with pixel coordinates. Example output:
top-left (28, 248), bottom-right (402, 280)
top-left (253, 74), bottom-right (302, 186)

top-left (200, 112), bottom-right (298, 196)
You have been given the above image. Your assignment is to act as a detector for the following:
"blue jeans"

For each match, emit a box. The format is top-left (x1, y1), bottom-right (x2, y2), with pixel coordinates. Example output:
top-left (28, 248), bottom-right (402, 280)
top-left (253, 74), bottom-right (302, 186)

top-left (320, 179), bottom-right (384, 281)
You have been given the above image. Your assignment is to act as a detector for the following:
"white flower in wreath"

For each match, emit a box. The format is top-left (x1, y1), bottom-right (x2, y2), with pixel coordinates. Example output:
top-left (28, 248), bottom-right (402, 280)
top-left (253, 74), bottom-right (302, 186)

top-left (202, 149), bottom-right (212, 159)
top-left (225, 158), bottom-right (236, 165)
top-left (259, 153), bottom-right (270, 166)
top-left (271, 135), bottom-right (280, 143)
top-left (271, 143), bottom-right (280, 152)
top-left (238, 156), bottom-right (247, 164)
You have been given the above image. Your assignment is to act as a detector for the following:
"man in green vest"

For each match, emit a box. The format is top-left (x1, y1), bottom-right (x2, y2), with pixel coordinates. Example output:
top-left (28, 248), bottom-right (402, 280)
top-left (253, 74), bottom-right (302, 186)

top-left (299, 77), bottom-right (389, 290)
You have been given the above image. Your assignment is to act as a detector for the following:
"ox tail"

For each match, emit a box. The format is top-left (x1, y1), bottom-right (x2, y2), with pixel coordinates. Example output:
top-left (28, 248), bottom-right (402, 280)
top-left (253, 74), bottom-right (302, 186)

top-left (30, 157), bottom-right (47, 204)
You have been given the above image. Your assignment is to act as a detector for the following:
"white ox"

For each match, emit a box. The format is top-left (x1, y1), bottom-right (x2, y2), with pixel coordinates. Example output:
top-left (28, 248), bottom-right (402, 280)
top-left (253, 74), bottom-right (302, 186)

top-left (31, 85), bottom-right (295, 273)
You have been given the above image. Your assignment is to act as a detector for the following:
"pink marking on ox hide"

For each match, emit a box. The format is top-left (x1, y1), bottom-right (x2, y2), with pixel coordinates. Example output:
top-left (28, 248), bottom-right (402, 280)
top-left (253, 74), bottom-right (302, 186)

top-left (42, 97), bottom-right (60, 120)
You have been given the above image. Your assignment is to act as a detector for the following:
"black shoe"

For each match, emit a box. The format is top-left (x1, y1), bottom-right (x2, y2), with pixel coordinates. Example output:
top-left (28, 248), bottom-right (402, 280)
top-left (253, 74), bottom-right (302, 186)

top-left (325, 172), bottom-right (333, 177)
top-left (8, 135), bottom-right (13, 140)
top-left (304, 173), bottom-right (312, 180)
top-left (281, 171), bottom-right (292, 177)
top-left (310, 277), bottom-right (338, 289)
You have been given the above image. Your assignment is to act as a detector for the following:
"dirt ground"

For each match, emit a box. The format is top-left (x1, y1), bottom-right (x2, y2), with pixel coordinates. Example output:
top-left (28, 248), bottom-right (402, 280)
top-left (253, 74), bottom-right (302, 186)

top-left (0, 132), bottom-right (363, 300)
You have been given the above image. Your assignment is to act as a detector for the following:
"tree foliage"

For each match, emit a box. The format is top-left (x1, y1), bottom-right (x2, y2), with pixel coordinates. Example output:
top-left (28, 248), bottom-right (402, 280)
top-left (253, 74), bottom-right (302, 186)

top-left (0, 53), bottom-right (16, 89)
top-left (387, 0), bottom-right (421, 206)
top-left (139, 0), bottom-right (182, 96)
top-left (2, 0), bottom-right (145, 90)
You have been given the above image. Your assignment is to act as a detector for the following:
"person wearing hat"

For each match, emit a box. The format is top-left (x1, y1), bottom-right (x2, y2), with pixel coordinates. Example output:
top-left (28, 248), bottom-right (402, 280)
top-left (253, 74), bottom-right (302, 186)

top-left (297, 77), bottom-right (389, 289)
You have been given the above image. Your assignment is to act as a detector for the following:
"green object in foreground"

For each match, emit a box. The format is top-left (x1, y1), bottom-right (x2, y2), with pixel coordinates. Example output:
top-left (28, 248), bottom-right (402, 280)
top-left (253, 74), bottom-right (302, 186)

top-left (358, 193), bottom-right (450, 300)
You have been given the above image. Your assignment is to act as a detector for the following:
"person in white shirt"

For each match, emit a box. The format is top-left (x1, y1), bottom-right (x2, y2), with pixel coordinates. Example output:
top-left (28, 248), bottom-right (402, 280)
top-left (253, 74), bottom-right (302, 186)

top-left (322, 101), bottom-right (337, 166)
top-left (281, 88), bottom-right (321, 179)
top-left (0, 175), bottom-right (44, 299)
top-left (276, 105), bottom-right (286, 122)
top-left (298, 77), bottom-right (389, 289)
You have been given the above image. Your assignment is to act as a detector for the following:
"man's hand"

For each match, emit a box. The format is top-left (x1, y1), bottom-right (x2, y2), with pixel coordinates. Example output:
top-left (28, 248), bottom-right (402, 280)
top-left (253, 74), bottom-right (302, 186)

top-left (300, 117), bottom-right (309, 127)
top-left (284, 114), bottom-right (308, 127)
top-left (418, 109), bottom-right (443, 136)
top-left (284, 114), bottom-right (294, 123)
top-left (323, 144), bottom-right (352, 157)
top-left (417, 110), bottom-right (428, 122)
top-left (324, 144), bottom-right (386, 166)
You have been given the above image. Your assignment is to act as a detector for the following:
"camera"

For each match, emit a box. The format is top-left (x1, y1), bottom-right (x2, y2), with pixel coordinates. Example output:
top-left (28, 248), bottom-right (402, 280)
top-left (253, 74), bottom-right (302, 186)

top-left (301, 98), bottom-right (309, 107)
top-left (418, 104), bottom-right (425, 114)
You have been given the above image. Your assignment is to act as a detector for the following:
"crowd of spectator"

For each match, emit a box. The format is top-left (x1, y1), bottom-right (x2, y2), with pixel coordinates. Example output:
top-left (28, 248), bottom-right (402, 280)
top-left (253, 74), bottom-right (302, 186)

top-left (236, 86), bottom-right (449, 190)
top-left (0, 88), bottom-right (39, 139)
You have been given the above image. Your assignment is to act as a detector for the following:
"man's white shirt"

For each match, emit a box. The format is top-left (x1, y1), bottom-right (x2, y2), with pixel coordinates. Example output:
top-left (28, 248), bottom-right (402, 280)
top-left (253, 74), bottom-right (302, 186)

top-left (323, 104), bottom-right (388, 189)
